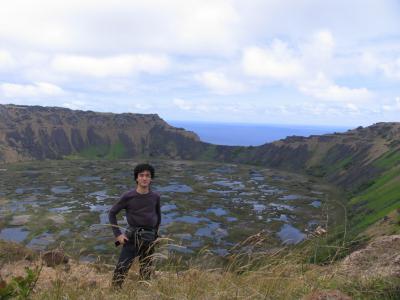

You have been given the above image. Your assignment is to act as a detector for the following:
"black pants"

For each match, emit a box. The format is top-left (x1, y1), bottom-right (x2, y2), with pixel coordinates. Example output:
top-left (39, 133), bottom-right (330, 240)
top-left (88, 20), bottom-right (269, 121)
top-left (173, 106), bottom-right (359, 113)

top-left (112, 237), bottom-right (155, 287)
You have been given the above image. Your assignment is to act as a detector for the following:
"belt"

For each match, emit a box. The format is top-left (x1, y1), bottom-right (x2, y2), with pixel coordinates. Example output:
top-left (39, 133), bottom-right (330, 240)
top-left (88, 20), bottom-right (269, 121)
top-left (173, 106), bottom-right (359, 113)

top-left (126, 225), bottom-right (157, 243)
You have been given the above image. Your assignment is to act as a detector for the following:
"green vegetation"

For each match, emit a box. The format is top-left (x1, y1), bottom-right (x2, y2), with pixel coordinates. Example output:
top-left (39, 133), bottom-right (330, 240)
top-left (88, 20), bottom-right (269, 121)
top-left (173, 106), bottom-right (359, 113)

top-left (305, 165), bottom-right (327, 177)
top-left (349, 165), bottom-right (400, 233)
top-left (327, 156), bottom-right (354, 173)
top-left (373, 148), bottom-right (400, 169)
top-left (105, 142), bottom-right (127, 160)
top-left (64, 142), bottom-right (127, 160)
top-left (306, 155), bottom-right (354, 178)
top-left (0, 266), bottom-right (42, 300)
top-left (303, 146), bottom-right (400, 241)
top-left (197, 144), bottom-right (218, 160)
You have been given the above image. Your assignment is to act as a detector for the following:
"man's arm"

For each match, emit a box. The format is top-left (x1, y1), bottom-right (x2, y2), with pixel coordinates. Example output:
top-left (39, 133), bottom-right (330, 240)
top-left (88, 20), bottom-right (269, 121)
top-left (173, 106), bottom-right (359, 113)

top-left (155, 195), bottom-right (161, 232)
top-left (108, 194), bottom-right (127, 237)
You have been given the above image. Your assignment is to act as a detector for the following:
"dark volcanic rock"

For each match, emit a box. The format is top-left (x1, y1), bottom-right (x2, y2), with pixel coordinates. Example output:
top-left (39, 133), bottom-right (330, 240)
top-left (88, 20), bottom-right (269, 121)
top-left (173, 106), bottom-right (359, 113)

top-left (322, 144), bottom-right (355, 166)
top-left (6, 130), bottom-right (22, 147)
top-left (0, 104), bottom-right (200, 163)
top-left (39, 128), bottom-right (57, 159)
top-left (149, 125), bottom-right (208, 159)
top-left (51, 128), bottom-right (72, 155)
top-left (41, 249), bottom-right (69, 267)
top-left (118, 132), bottom-right (135, 157)
top-left (87, 127), bottom-right (108, 146)
top-left (71, 128), bottom-right (85, 152)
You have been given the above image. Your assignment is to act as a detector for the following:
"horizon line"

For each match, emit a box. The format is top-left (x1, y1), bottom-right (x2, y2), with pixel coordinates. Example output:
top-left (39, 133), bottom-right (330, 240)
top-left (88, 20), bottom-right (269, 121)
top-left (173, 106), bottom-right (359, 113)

top-left (166, 119), bottom-right (356, 129)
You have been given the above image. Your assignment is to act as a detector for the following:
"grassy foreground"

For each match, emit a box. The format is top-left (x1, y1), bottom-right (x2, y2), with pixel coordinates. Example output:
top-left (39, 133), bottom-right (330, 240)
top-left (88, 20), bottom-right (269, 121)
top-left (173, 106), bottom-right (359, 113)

top-left (1, 226), bottom-right (400, 300)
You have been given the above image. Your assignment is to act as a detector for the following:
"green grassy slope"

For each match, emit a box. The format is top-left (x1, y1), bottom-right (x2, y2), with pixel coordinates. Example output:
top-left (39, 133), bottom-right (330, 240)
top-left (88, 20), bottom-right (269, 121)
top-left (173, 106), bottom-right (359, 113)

top-left (64, 142), bottom-right (127, 160)
top-left (349, 165), bottom-right (400, 234)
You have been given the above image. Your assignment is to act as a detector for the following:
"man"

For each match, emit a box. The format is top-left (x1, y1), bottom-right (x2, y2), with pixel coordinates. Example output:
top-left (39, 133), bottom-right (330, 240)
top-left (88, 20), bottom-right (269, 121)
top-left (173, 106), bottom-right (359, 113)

top-left (109, 163), bottom-right (161, 288)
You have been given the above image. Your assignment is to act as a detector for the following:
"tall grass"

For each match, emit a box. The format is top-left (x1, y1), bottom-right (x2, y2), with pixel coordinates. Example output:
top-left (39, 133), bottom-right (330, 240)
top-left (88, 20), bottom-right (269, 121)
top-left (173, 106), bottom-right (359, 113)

top-left (1, 229), bottom-right (391, 300)
top-left (2, 205), bottom-right (399, 299)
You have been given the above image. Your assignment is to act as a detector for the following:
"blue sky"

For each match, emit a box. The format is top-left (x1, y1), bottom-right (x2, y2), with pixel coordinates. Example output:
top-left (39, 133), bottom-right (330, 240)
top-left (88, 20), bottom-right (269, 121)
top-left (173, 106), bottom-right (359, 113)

top-left (0, 0), bottom-right (400, 126)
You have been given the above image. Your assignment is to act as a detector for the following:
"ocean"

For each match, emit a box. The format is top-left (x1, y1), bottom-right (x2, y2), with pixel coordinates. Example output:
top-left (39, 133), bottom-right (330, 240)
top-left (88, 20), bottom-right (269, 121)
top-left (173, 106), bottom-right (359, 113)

top-left (167, 121), bottom-right (351, 146)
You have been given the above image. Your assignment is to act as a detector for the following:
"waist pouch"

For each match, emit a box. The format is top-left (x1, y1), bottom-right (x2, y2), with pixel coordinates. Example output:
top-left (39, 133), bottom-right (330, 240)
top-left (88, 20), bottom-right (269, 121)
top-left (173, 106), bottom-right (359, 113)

top-left (127, 226), bottom-right (158, 243)
top-left (137, 228), bottom-right (158, 242)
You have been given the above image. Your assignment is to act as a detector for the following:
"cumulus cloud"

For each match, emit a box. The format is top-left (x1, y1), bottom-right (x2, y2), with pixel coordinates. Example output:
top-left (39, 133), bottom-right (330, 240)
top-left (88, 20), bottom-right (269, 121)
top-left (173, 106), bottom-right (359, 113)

top-left (1, 0), bottom-right (399, 56)
top-left (299, 30), bottom-right (335, 73)
top-left (61, 100), bottom-right (86, 110)
top-left (51, 54), bottom-right (170, 77)
top-left (195, 71), bottom-right (246, 95)
top-left (298, 73), bottom-right (373, 102)
top-left (0, 1), bottom-right (399, 125)
top-left (345, 103), bottom-right (360, 113)
top-left (242, 31), bottom-right (335, 82)
top-left (0, 50), bottom-right (15, 70)
top-left (0, 82), bottom-right (64, 98)
top-left (0, 0), bottom-right (240, 55)
top-left (382, 96), bottom-right (400, 112)
top-left (173, 98), bottom-right (192, 111)
top-left (241, 31), bottom-right (373, 103)
top-left (358, 51), bottom-right (400, 80)
top-left (133, 103), bottom-right (153, 111)
top-left (172, 98), bottom-right (221, 113)
top-left (243, 42), bottom-right (303, 81)
top-left (380, 57), bottom-right (400, 81)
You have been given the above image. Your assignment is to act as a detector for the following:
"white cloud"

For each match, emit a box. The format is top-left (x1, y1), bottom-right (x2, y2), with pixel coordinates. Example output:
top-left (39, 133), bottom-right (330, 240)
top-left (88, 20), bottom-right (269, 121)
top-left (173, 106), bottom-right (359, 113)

top-left (0, 1), bottom-right (399, 125)
top-left (358, 52), bottom-right (380, 75)
top-left (242, 42), bottom-right (303, 81)
top-left (380, 57), bottom-right (400, 81)
top-left (241, 31), bottom-right (373, 103)
top-left (173, 98), bottom-right (192, 111)
top-left (51, 54), bottom-right (170, 77)
top-left (1, 0), bottom-right (399, 56)
top-left (345, 103), bottom-right (360, 113)
top-left (133, 103), bottom-right (153, 111)
top-left (0, 0), bottom-right (240, 55)
top-left (0, 82), bottom-right (64, 98)
top-left (61, 100), bottom-right (86, 110)
top-left (356, 50), bottom-right (400, 81)
top-left (172, 98), bottom-right (220, 113)
top-left (195, 71), bottom-right (246, 95)
top-left (382, 96), bottom-right (400, 112)
top-left (234, 0), bottom-right (400, 46)
top-left (299, 30), bottom-right (335, 73)
top-left (242, 31), bottom-right (334, 83)
top-left (0, 50), bottom-right (14, 70)
top-left (298, 73), bottom-right (373, 102)
top-left (268, 102), bottom-right (368, 119)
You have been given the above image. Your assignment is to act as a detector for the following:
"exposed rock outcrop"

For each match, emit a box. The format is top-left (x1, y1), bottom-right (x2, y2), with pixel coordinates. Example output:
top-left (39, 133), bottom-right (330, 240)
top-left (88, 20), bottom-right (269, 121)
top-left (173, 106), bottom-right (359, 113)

top-left (0, 104), bottom-right (200, 163)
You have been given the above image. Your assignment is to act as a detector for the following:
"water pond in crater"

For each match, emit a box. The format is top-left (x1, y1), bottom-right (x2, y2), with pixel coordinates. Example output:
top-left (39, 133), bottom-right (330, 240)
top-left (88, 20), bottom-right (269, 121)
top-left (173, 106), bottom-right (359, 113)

top-left (0, 159), bottom-right (342, 262)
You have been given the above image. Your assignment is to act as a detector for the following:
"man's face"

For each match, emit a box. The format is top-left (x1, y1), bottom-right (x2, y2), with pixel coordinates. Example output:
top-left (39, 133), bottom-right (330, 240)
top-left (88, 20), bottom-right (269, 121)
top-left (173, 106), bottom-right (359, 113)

top-left (136, 170), bottom-right (152, 187)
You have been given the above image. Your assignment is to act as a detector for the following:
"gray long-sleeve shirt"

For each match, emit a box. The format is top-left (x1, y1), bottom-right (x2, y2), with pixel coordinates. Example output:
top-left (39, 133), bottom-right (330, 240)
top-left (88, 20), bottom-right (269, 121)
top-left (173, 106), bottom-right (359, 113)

top-left (108, 189), bottom-right (161, 237)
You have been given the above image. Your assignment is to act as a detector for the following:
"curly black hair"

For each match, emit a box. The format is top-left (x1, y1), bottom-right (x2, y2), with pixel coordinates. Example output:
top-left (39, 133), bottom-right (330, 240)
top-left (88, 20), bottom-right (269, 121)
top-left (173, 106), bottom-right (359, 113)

top-left (133, 163), bottom-right (155, 183)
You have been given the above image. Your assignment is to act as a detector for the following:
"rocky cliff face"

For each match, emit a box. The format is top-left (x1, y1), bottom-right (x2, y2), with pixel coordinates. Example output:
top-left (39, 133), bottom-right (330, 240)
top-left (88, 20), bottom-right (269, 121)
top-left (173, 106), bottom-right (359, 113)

top-left (189, 122), bottom-right (399, 236)
top-left (191, 122), bottom-right (400, 192)
top-left (0, 104), bottom-right (200, 163)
